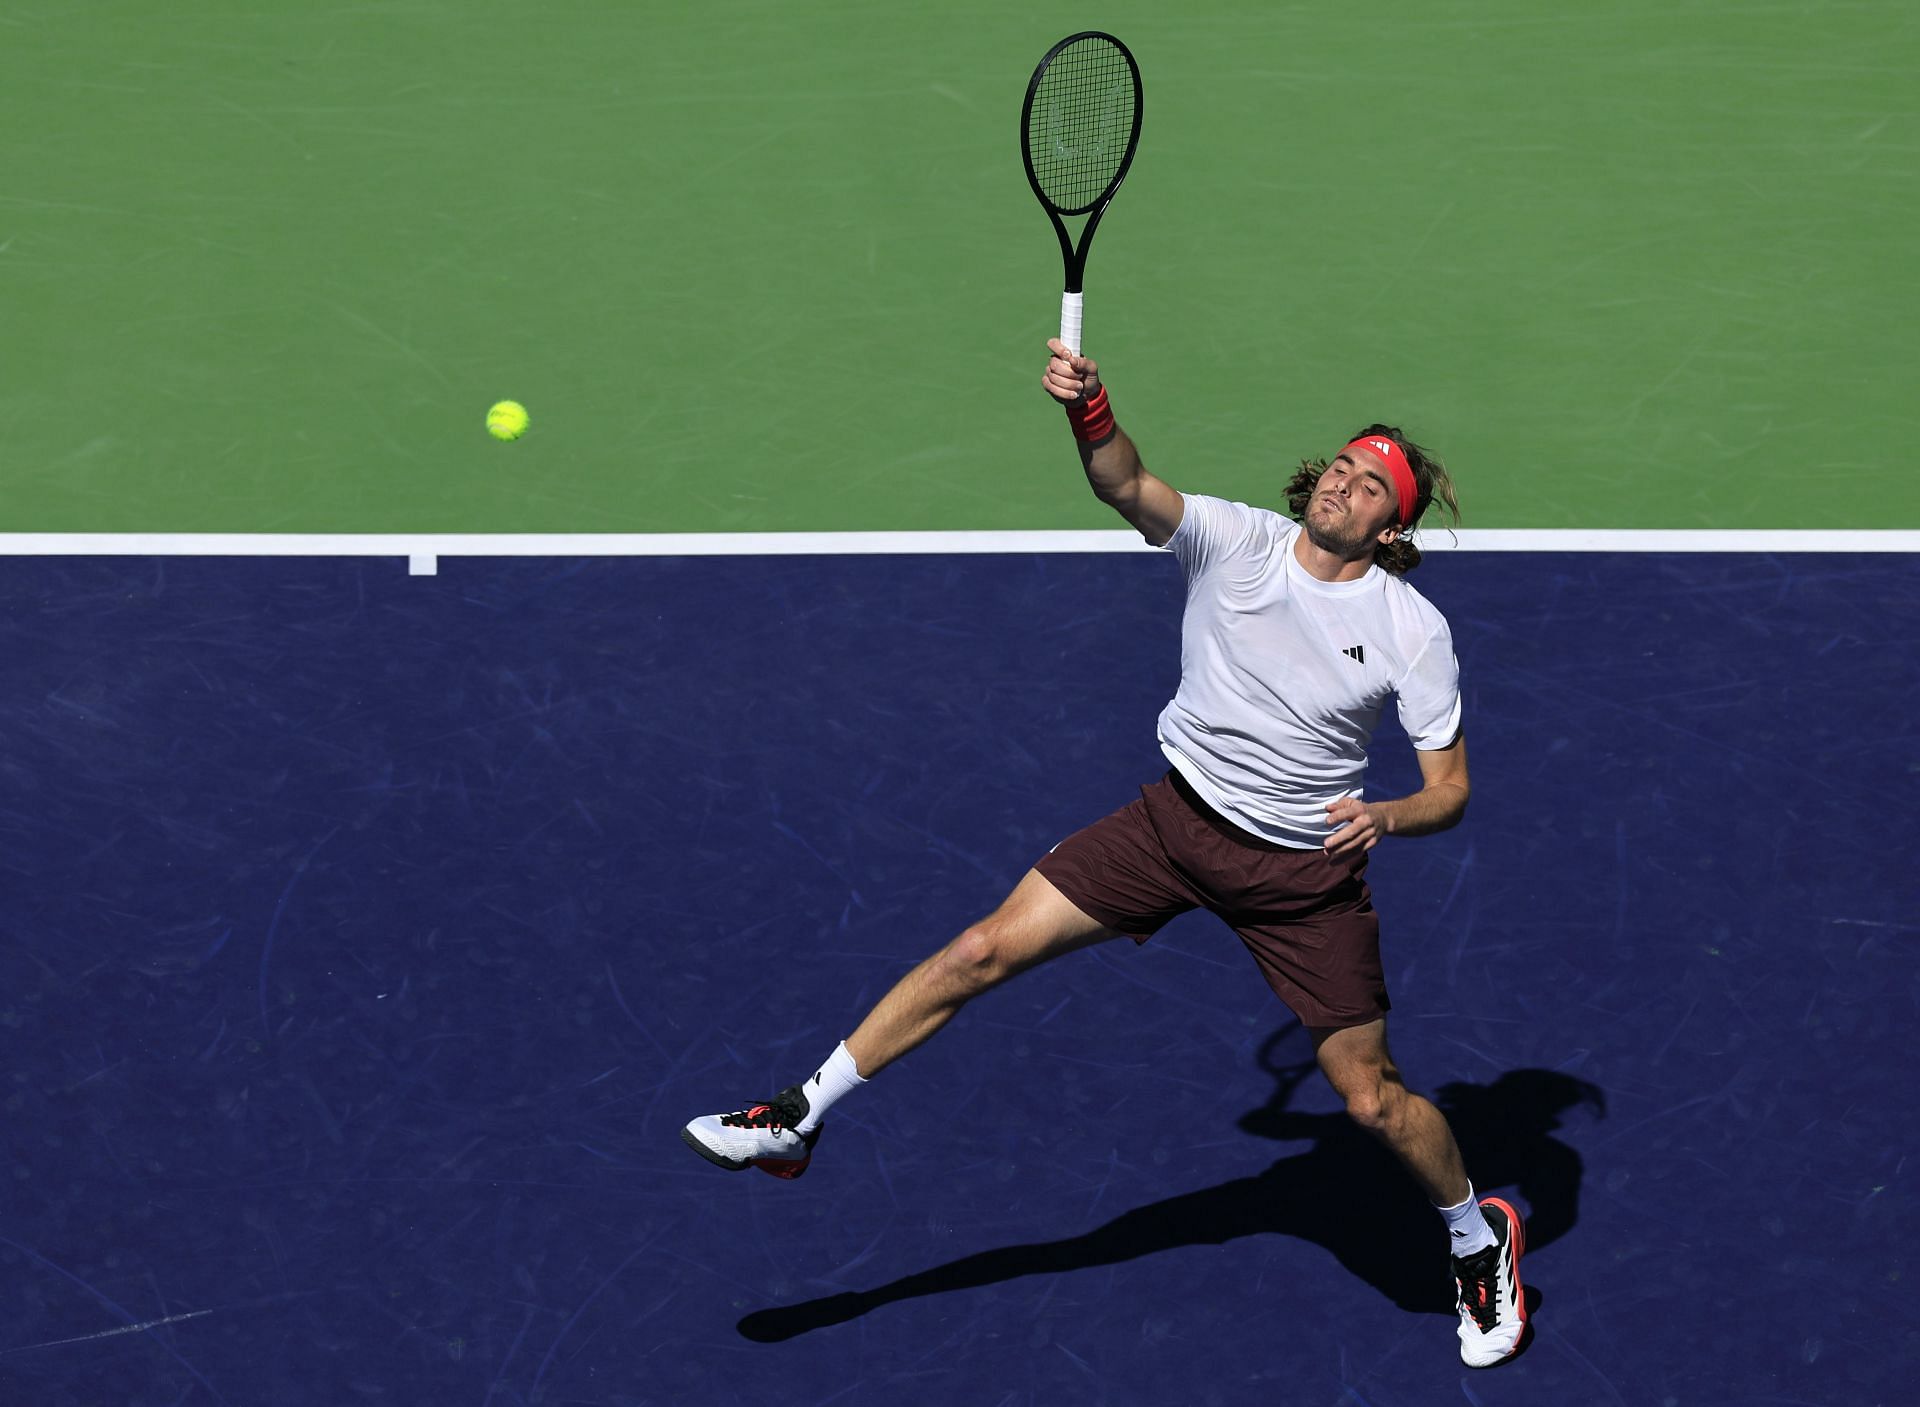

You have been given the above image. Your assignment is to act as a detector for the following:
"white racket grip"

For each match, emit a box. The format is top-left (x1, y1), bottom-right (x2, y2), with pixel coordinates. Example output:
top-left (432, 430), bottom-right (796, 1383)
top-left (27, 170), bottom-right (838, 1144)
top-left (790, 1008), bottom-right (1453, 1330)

top-left (1059, 291), bottom-right (1084, 357)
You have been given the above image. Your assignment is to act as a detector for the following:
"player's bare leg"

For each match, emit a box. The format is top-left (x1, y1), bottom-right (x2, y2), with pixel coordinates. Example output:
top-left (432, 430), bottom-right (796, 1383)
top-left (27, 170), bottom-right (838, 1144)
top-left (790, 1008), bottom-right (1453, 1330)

top-left (1315, 1019), bottom-right (1528, 1366)
top-left (844, 868), bottom-right (1116, 1078)
top-left (1312, 1019), bottom-right (1470, 1205)
top-left (681, 869), bottom-right (1116, 1177)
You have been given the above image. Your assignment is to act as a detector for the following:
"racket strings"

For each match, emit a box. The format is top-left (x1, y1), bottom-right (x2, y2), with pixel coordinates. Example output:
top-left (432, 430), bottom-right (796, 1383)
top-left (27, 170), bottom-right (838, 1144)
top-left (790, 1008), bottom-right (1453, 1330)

top-left (1026, 40), bottom-right (1137, 214)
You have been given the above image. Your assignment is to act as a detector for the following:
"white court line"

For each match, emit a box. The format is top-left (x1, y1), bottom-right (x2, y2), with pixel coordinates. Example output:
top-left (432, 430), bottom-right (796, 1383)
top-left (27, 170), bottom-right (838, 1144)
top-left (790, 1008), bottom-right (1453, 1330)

top-left (4, 531), bottom-right (1166, 559)
top-left (0, 529), bottom-right (1916, 574)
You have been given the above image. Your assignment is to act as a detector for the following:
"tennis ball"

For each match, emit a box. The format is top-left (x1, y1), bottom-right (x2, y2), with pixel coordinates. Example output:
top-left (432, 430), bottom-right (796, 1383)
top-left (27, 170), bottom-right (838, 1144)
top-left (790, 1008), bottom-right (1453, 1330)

top-left (486, 400), bottom-right (529, 441)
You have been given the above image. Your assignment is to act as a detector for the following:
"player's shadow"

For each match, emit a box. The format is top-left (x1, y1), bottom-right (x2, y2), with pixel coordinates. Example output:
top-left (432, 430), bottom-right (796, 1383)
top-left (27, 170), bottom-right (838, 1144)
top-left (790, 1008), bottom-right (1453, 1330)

top-left (737, 1029), bottom-right (1604, 1342)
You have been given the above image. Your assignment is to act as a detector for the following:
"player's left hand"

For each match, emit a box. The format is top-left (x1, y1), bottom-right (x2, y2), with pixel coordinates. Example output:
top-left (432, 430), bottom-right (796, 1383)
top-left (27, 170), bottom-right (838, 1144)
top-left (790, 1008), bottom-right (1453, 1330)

top-left (1324, 798), bottom-right (1386, 855)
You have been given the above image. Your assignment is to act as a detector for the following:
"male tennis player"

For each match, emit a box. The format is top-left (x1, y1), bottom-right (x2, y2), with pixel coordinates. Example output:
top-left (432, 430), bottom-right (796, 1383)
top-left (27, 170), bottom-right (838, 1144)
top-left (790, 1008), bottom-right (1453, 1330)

top-left (683, 340), bottom-right (1527, 1368)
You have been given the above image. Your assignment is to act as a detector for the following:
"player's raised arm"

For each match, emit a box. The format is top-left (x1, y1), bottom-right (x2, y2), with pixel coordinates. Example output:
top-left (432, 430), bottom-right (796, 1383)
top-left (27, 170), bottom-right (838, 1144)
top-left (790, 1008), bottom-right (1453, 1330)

top-left (1042, 338), bottom-right (1183, 546)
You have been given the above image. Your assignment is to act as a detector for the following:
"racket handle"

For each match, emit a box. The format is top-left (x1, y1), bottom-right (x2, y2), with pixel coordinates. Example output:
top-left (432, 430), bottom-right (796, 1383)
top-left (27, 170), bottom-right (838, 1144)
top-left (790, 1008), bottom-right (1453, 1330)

top-left (1059, 291), bottom-right (1083, 357)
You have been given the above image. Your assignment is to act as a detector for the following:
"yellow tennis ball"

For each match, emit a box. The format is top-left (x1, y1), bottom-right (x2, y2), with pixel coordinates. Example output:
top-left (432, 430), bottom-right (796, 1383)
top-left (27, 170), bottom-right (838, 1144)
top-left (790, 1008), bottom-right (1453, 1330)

top-left (486, 400), bottom-right (529, 441)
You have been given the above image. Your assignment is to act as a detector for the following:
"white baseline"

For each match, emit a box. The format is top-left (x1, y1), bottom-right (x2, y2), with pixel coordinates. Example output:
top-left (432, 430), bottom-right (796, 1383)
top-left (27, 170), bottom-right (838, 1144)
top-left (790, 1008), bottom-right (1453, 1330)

top-left (0, 529), bottom-right (1914, 577)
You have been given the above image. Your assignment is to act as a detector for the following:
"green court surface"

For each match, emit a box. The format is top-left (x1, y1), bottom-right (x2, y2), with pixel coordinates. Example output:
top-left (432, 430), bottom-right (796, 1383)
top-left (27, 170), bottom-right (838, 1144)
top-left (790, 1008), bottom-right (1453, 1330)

top-left (4, 1), bottom-right (1915, 534)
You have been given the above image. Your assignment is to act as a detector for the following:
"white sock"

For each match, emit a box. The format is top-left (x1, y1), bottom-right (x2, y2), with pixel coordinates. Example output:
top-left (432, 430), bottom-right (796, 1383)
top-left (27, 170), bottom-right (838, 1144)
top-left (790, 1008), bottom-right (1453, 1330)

top-left (794, 1041), bottom-right (866, 1134)
top-left (1438, 1185), bottom-right (1496, 1257)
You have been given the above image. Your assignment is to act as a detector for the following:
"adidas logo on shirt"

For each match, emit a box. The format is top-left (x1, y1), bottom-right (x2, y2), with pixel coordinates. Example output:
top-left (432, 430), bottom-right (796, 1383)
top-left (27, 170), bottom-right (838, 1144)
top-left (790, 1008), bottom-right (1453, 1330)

top-left (1342, 645), bottom-right (1365, 664)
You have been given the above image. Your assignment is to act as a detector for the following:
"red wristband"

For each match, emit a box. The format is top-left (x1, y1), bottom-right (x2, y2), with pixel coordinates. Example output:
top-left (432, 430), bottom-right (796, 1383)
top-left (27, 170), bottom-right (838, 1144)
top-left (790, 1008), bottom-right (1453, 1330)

top-left (1064, 385), bottom-right (1115, 444)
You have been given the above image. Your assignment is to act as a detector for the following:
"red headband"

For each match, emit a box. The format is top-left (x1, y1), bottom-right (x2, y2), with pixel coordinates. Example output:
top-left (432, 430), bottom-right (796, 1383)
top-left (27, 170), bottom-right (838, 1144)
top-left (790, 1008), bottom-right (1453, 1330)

top-left (1340, 436), bottom-right (1419, 528)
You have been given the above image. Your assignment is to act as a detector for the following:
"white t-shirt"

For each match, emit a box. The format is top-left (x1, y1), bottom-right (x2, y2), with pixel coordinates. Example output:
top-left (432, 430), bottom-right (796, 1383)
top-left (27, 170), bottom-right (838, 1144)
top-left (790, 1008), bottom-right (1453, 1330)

top-left (1156, 493), bottom-right (1462, 849)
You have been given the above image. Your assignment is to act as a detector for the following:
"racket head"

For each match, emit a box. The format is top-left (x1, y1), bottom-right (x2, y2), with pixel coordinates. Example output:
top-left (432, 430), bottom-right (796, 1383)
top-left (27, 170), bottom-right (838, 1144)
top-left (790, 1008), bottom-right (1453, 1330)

top-left (1021, 31), bottom-right (1144, 219)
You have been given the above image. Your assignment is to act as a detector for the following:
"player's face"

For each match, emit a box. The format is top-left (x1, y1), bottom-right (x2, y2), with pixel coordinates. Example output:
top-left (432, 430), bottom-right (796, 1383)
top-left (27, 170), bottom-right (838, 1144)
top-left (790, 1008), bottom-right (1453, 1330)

top-left (1302, 449), bottom-right (1401, 556)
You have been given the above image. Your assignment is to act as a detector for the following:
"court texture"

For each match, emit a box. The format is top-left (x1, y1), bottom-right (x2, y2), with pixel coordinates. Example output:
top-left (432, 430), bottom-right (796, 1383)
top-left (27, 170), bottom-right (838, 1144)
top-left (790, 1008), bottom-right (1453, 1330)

top-left (2, 3), bottom-right (1914, 1405)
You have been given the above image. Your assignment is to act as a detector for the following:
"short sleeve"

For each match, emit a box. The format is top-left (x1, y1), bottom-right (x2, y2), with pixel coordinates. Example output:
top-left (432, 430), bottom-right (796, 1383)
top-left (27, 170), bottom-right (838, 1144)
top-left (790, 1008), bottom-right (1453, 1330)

top-left (1163, 493), bottom-right (1270, 583)
top-left (1395, 622), bottom-right (1463, 749)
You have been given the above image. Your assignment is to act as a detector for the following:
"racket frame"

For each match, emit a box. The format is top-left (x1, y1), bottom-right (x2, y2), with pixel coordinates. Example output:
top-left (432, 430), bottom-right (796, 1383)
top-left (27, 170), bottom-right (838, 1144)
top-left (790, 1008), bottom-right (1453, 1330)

top-left (1020, 30), bottom-right (1144, 353)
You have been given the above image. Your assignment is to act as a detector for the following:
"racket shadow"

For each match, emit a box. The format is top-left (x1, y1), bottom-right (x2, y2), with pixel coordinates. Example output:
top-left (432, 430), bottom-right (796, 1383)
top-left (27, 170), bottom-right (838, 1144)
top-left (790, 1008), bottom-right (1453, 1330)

top-left (736, 1043), bottom-right (1603, 1343)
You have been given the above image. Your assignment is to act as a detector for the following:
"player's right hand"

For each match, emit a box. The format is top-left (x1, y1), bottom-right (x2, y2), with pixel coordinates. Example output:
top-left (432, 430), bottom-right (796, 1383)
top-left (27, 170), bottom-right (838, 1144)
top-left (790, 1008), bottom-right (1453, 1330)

top-left (1043, 338), bottom-right (1102, 404)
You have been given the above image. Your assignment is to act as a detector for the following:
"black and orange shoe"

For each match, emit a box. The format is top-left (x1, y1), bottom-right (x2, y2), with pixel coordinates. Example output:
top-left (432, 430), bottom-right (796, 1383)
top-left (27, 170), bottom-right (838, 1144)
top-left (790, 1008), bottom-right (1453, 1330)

top-left (1452, 1197), bottom-right (1527, 1367)
top-left (680, 1086), bottom-right (819, 1179)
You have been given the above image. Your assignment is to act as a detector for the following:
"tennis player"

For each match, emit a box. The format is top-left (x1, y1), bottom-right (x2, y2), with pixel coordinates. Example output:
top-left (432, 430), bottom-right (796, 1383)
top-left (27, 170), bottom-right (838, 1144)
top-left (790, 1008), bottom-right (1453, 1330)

top-left (683, 340), bottom-right (1527, 1368)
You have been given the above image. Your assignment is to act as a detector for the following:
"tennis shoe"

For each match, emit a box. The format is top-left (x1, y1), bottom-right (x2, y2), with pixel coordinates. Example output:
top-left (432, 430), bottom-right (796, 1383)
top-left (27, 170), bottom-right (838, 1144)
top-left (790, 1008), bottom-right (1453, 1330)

top-left (681, 1085), bottom-right (819, 1179)
top-left (1452, 1197), bottom-right (1527, 1367)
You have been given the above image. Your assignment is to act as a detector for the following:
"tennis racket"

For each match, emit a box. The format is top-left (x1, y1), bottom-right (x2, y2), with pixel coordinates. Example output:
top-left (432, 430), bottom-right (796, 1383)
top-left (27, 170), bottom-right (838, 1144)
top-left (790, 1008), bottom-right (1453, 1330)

top-left (1021, 31), bottom-right (1144, 357)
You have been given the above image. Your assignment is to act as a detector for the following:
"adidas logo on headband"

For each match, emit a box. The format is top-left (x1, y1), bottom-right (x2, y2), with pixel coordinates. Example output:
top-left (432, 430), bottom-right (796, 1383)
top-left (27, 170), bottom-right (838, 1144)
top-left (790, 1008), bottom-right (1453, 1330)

top-left (1338, 436), bottom-right (1419, 528)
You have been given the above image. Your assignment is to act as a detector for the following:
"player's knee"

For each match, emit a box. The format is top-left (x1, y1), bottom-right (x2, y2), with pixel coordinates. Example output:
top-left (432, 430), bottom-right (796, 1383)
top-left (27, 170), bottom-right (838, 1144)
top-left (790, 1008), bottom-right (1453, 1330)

top-left (1343, 1092), bottom-right (1386, 1132)
top-left (1336, 1072), bottom-right (1396, 1133)
top-left (943, 922), bottom-right (1014, 992)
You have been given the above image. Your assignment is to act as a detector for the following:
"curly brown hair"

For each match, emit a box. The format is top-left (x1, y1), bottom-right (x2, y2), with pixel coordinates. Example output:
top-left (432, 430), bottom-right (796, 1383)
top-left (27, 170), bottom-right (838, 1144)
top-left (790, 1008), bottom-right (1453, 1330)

top-left (1284, 423), bottom-right (1460, 575)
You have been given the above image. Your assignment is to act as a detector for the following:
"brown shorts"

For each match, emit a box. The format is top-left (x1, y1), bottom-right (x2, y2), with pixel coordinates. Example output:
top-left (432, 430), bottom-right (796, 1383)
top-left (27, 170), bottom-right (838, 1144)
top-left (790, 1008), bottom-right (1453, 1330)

top-left (1035, 770), bottom-right (1387, 1029)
